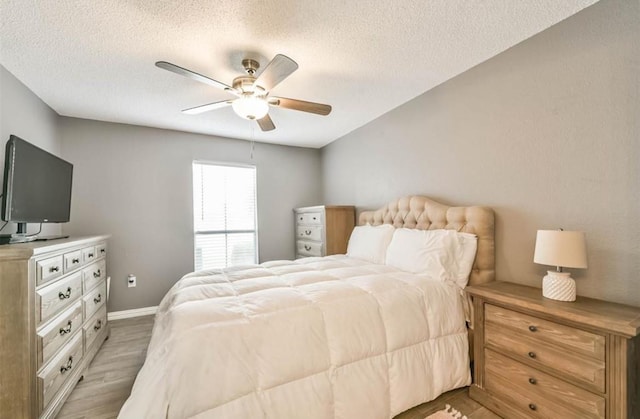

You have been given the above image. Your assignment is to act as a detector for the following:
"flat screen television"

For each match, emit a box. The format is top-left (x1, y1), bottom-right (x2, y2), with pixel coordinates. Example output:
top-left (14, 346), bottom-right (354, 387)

top-left (1, 135), bottom-right (73, 242)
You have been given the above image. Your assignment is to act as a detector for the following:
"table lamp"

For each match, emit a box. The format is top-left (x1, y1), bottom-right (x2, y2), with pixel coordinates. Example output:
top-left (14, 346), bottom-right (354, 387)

top-left (533, 229), bottom-right (587, 302)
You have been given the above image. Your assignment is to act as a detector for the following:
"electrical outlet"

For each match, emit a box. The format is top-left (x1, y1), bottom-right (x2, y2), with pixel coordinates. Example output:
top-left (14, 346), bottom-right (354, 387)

top-left (127, 274), bottom-right (137, 288)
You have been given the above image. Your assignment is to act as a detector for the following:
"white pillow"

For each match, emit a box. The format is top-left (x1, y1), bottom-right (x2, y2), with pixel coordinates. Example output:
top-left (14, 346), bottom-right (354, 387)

top-left (385, 229), bottom-right (477, 288)
top-left (456, 232), bottom-right (478, 287)
top-left (346, 224), bottom-right (395, 264)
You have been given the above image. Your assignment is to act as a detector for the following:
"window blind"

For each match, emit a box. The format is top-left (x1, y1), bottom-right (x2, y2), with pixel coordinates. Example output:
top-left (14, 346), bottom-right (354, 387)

top-left (193, 162), bottom-right (257, 271)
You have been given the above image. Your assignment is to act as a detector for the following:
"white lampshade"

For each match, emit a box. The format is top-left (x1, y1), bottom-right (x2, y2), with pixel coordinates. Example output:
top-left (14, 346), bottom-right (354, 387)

top-left (232, 96), bottom-right (269, 120)
top-left (534, 230), bottom-right (588, 269)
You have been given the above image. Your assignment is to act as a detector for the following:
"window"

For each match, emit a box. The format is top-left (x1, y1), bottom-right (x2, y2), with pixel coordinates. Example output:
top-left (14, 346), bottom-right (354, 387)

top-left (193, 162), bottom-right (257, 271)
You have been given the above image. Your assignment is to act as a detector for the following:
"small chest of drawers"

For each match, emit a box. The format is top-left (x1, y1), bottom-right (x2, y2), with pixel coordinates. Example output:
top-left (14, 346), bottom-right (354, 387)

top-left (0, 235), bottom-right (111, 419)
top-left (294, 205), bottom-right (355, 258)
top-left (467, 282), bottom-right (640, 419)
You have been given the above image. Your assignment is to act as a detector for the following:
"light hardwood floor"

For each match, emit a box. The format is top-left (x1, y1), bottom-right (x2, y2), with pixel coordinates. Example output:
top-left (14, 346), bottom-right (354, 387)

top-left (56, 316), bottom-right (499, 419)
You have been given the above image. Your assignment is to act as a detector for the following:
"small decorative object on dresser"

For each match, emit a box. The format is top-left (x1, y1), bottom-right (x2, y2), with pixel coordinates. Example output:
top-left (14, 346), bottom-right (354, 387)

top-left (533, 229), bottom-right (588, 301)
top-left (294, 205), bottom-right (355, 258)
top-left (467, 281), bottom-right (640, 419)
top-left (0, 235), bottom-right (111, 419)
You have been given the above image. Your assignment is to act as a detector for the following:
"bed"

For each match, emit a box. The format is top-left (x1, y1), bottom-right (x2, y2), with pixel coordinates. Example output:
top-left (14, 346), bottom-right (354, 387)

top-left (118, 196), bottom-right (495, 419)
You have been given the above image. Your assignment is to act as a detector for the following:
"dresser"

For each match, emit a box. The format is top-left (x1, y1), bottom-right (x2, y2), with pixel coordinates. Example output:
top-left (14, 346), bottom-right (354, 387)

top-left (294, 206), bottom-right (355, 258)
top-left (0, 235), bottom-right (111, 419)
top-left (467, 282), bottom-right (640, 419)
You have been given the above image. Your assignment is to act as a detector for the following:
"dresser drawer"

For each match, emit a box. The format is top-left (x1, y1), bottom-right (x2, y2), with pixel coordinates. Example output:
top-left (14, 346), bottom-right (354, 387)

top-left (63, 250), bottom-right (83, 273)
top-left (37, 272), bottom-right (83, 324)
top-left (297, 240), bottom-right (323, 257)
top-left (485, 321), bottom-right (605, 392)
top-left (296, 211), bottom-right (323, 225)
top-left (485, 304), bottom-right (604, 360)
top-left (96, 242), bottom-right (108, 258)
top-left (83, 281), bottom-right (107, 320)
top-left (296, 225), bottom-right (323, 242)
top-left (39, 332), bottom-right (83, 407)
top-left (82, 246), bottom-right (97, 264)
top-left (82, 259), bottom-right (106, 292)
top-left (485, 349), bottom-right (604, 418)
top-left (37, 301), bottom-right (83, 368)
top-left (36, 255), bottom-right (64, 286)
top-left (84, 306), bottom-right (107, 351)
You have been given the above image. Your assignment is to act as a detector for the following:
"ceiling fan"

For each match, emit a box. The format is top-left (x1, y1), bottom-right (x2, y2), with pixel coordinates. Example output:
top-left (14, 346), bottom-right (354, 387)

top-left (155, 54), bottom-right (332, 132)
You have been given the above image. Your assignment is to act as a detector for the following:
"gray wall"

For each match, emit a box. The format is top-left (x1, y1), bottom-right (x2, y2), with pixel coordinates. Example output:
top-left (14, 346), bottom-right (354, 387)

top-left (0, 65), bottom-right (63, 236)
top-left (321, 0), bottom-right (640, 306)
top-left (60, 118), bottom-right (322, 312)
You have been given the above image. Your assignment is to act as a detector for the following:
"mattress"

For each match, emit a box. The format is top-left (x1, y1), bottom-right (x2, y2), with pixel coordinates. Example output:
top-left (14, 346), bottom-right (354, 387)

top-left (118, 255), bottom-right (471, 419)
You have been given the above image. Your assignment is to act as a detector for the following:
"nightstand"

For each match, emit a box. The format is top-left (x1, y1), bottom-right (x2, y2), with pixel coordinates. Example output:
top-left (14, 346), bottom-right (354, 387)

top-left (466, 282), bottom-right (640, 419)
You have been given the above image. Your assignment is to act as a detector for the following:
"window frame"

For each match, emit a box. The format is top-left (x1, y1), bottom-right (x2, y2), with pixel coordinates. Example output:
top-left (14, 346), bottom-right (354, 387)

top-left (192, 160), bottom-right (259, 270)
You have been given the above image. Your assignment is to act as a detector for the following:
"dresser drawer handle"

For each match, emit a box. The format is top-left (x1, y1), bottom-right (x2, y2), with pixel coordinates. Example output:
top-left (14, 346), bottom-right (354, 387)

top-left (60, 356), bottom-right (73, 374)
top-left (93, 269), bottom-right (101, 278)
top-left (528, 325), bottom-right (537, 332)
top-left (59, 321), bottom-right (73, 335)
top-left (528, 351), bottom-right (536, 359)
top-left (58, 287), bottom-right (72, 300)
top-left (49, 266), bottom-right (60, 273)
top-left (93, 294), bottom-right (102, 304)
top-left (528, 403), bottom-right (537, 411)
top-left (72, 258), bottom-right (80, 264)
top-left (299, 216), bottom-right (303, 221)
top-left (94, 320), bottom-right (102, 331)
top-left (312, 216), bottom-right (317, 221)
top-left (528, 377), bottom-right (537, 385)
top-left (100, 248), bottom-right (106, 254)
top-left (88, 252), bottom-right (94, 258)
top-left (304, 245), bottom-right (312, 251)
top-left (304, 230), bottom-right (312, 235)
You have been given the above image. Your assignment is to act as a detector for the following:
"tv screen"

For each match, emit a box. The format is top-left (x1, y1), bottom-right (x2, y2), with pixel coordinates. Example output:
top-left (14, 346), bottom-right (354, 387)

top-left (1, 135), bottom-right (73, 224)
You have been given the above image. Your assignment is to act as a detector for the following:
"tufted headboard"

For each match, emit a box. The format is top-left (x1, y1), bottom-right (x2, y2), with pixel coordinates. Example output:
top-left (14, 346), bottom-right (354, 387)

top-left (358, 196), bottom-right (495, 286)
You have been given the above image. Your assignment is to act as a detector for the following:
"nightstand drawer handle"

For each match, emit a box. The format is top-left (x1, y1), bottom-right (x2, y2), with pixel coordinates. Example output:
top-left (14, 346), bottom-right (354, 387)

top-left (528, 325), bottom-right (537, 332)
top-left (304, 245), bottom-right (311, 251)
top-left (528, 403), bottom-right (537, 411)
top-left (304, 230), bottom-right (312, 235)
top-left (528, 377), bottom-right (537, 385)
top-left (528, 351), bottom-right (536, 359)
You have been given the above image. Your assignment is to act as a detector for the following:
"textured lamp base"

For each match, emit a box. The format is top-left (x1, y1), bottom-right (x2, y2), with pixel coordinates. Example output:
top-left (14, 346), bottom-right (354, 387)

top-left (542, 271), bottom-right (576, 302)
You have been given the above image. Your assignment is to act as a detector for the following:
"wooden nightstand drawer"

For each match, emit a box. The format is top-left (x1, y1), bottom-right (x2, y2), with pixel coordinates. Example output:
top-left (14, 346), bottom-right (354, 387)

top-left (485, 349), bottom-right (604, 418)
top-left (485, 320), bottom-right (605, 391)
top-left (486, 304), bottom-right (604, 360)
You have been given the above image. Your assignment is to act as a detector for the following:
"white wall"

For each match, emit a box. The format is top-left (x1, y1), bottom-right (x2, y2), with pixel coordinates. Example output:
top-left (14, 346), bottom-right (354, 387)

top-left (0, 65), bottom-right (63, 236)
top-left (60, 117), bottom-right (322, 312)
top-left (321, 0), bottom-right (640, 306)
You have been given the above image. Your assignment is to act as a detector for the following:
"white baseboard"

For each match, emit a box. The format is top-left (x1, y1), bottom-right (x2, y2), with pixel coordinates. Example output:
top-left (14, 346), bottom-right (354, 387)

top-left (108, 306), bottom-right (158, 320)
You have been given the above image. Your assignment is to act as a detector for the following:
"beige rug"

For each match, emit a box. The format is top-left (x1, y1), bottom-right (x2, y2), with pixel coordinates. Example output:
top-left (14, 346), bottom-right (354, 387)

top-left (425, 404), bottom-right (468, 419)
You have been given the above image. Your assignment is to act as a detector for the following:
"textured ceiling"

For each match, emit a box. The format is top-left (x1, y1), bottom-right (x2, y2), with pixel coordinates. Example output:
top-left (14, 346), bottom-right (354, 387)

top-left (0, 0), bottom-right (598, 148)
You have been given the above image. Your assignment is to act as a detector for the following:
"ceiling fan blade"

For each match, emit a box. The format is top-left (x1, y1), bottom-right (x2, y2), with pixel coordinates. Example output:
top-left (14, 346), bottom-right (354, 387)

top-left (182, 100), bottom-right (232, 115)
top-left (257, 114), bottom-right (276, 131)
top-left (270, 97), bottom-right (332, 116)
top-left (254, 54), bottom-right (298, 92)
top-left (155, 61), bottom-right (237, 94)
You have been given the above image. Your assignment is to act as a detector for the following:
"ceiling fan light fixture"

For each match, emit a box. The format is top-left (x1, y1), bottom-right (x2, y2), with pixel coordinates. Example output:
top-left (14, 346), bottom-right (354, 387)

top-left (232, 95), bottom-right (269, 120)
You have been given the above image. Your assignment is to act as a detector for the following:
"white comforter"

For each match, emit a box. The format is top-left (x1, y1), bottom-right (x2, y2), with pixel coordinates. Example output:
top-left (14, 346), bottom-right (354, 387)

top-left (118, 256), bottom-right (470, 419)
